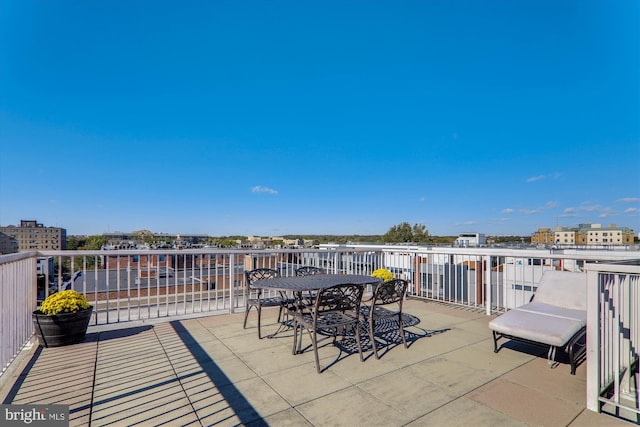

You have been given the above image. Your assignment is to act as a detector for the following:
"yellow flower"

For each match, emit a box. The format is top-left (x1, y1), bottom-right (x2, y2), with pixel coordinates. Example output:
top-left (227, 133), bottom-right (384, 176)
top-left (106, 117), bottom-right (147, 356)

top-left (40, 290), bottom-right (90, 315)
top-left (372, 268), bottom-right (393, 282)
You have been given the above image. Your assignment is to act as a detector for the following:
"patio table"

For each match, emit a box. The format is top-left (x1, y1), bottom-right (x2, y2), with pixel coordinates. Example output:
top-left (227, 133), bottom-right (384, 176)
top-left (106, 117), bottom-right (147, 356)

top-left (253, 274), bottom-right (382, 348)
top-left (253, 273), bottom-right (382, 294)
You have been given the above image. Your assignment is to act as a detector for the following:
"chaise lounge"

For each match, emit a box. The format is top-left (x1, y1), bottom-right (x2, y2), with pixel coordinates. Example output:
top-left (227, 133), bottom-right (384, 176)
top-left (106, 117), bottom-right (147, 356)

top-left (489, 270), bottom-right (587, 374)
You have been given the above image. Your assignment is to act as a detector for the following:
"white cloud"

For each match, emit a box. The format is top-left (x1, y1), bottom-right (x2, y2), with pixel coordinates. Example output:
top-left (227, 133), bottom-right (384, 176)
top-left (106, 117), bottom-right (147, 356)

top-left (560, 208), bottom-right (577, 217)
top-left (454, 220), bottom-right (478, 226)
top-left (579, 204), bottom-right (602, 212)
top-left (526, 173), bottom-right (561, 183)
top-left (251, 186), bottom-right (278, 195)
top-left (617, 197), bottom-right (640, 203)
top-left (526, 175), bottom-right (546, 183)
top-left (597, 207), bottom-right (618, 218)
top-left (624, 207), bottom-right (639, 214)
top-left (520, 208), bottom-right (542, 215)
top-left (545, 201), bottom-right (558, 209)
top-left (516, 201), bottom-right (557, 217)
top-left (502, 208), bottom-right (514, 214)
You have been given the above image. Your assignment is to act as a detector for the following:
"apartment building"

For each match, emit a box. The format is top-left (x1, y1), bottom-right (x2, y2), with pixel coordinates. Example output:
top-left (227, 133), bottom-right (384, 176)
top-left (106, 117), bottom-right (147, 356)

top-left (555, 227), bottom-right (577, 245)
top-left (0, 232), bottom-right (19, 254)
top-left (0, 220), bottom-right (67, 251)
top-left (454, 233), bottom-right (486, 247)
top-left (532, 223), bottom-right (635, 246)
top-left (530, 228), bottom-right (555, 245)
top-left (575, 223), bottom-right (634, 245)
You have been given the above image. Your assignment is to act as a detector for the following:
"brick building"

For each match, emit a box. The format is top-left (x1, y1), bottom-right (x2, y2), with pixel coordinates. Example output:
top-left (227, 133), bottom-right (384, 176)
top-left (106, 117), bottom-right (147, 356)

top-left (0, 232), bottom-right (19, 254)
top-left (0, 220), bottom-right (66, 251)
top-left (532, 223), bottom-right (635, 246)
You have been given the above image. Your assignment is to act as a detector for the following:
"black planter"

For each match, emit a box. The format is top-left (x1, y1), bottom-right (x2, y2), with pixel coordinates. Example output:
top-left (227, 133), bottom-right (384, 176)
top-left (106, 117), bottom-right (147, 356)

top-left (32, 306), bottom-right (93, 348)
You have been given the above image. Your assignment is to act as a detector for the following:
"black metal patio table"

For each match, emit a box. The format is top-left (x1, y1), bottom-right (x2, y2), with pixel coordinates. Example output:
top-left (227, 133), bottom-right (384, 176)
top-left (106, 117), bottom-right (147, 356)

top-left (253, 274), bottom-right (382, 347)
top-left (253, 273), bottom-right (382, 294)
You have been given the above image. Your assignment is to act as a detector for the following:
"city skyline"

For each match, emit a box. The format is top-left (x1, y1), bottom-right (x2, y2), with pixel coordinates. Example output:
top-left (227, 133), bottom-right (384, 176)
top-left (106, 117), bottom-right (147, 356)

top-left (1, 1), bottom-right (638, 237)
top-left (1, 218), bottom-right (637, 240)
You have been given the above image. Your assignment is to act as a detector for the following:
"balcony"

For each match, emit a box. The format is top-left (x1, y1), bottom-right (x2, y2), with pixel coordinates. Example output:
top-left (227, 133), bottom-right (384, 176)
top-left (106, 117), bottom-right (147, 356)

top-left (1, 247), bottom-right (638, 425)
top-left (1, 299), bottom-right (626, 426)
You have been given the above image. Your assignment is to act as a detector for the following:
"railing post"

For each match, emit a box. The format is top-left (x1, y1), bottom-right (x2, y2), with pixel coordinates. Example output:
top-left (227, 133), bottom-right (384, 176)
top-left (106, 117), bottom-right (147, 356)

top-left (485, 255), bottom-right (492, 315)
top-left (585, 265), bottom-right (600, 412)
top-left (229, 253), bottom-right (236, 313)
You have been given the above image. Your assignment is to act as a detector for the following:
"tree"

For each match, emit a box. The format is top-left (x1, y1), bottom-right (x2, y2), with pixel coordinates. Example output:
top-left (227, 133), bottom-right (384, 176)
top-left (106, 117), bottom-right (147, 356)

top-left (64, 235), bottom-right (106, 270)
top-left (131, 230), bottom-right (154, 244)
top-left (84, 235), bottom-right (106, 250)
top-left (382, 222), bottom-right (430, 243)
top-left (66, 236), bottom-right (85, 250)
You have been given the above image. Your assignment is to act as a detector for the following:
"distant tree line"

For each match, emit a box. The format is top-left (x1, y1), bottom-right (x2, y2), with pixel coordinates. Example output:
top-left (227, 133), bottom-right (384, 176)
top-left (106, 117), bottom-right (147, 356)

top-left (67, 235), bottom-right (107, 250)
top-left (67, 224), bottom-right (531, 249)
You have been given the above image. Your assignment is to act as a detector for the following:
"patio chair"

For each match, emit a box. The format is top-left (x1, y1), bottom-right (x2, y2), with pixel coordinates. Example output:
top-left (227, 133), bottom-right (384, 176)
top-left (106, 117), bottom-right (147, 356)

top-left (243, 268), bottom-right (294, 339)
top-left (292, 283), bottom-right (365, 374)
top-left (365, 279), bottom-right (409, 359)
top-left (489, 270), bottom-right (587, 374)
top-left (295, 266), bottom-right (325, 276)
top-left (295, 266), bottom-right (326, 305)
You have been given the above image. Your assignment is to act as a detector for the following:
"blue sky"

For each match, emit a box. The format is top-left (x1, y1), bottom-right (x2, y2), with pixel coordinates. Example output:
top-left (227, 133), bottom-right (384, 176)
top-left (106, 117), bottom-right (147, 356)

top-left (1, 1), bottom-right (638, 237)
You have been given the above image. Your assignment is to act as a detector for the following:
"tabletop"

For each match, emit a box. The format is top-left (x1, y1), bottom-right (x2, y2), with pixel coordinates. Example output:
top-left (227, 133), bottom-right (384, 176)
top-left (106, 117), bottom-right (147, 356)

top-left (253, 274), bottom-right (382, 292)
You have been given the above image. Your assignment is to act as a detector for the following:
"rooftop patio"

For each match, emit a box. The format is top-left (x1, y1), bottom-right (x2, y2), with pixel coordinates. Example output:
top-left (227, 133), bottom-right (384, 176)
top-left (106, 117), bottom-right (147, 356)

top-left (0, 299), bottom-right (629, 426)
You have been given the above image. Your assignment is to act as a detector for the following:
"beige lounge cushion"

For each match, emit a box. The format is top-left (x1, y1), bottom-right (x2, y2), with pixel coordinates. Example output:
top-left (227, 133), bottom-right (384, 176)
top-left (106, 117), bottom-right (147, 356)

top-left (516, 302), bottom-right (587, 323)
top-left (532, 270), bottom-right (586, 311)
top-left (489, 308), bottom-right (585, 347)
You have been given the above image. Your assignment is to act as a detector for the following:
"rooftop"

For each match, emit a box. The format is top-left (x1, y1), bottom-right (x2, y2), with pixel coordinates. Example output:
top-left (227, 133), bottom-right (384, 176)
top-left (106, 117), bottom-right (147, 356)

top-left (0, 300), bottom-right (628, 426)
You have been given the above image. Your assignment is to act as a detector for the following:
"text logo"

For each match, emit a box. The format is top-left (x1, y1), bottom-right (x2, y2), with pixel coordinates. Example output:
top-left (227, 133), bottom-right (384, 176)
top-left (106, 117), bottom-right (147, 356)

top-left (1, 405), bottom-right (68, 426)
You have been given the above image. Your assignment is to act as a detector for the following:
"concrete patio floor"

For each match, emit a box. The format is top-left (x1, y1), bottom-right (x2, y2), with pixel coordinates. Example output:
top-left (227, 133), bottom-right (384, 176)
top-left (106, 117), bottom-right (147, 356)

top-left (0, 299), bottom-right (629, 426)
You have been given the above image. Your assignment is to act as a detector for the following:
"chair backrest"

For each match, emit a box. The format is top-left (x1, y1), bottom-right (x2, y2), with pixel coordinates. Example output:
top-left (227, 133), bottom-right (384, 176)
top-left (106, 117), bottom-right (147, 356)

top-left (532, 270), bottom-right (587, 311)
top-left (314, 284), bottom-right (364, 314)
top-left (295, 266), bottom-right (325, 276)
top-left (372, 279), bottom-right (408, 307)
top-left (245, 268), bottom-right (279, 288)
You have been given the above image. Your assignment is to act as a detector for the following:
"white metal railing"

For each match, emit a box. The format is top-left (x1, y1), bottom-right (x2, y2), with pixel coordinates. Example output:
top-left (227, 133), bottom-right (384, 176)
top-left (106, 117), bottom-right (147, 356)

top-left (587, 260), bottom-right (640, 420)
top-left (2, 246), bottom-right (639, 380)
top-left (0, 251), bottom-right (37, 377)
top-left (379, 246), bottom-right (637, 315)
top-left (31, 248), bottom-right (387, 327)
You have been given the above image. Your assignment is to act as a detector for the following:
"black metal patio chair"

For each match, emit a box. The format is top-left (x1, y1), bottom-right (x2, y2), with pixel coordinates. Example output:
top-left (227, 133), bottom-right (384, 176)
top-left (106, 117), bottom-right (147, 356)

top-left (365, 278), bottom-right (409, 359)
top-left (243, 268), bottom-right (295, 339)
top-left (292, 283), bottom-right (365, 374)
top-left (295, 266), bottom-right (325, 276)
top-left (295, 266), bottom-right (326, 305)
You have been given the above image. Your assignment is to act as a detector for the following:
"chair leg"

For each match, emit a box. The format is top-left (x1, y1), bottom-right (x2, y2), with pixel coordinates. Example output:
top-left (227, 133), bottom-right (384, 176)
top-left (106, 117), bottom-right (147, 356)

top-left (492, 331), bottom-right (500, 353)
top-left (568, 344), bottom-right (577, 375)
top-left (292, 318), bottom-right (299, 355)
top-left (313, 328), bottom-right (321, 374)
top-left (257, 305), bottom-right (262, 339)
top-left (243, 304), bottom-right (252, 329)
top-left (398, 312), bottom-right (408, 349)
top-left (370, 317), bottom-right (379, 359)
top-left (277, 305), bottom-right (284, 323)
top-left (355, 322), bottom-right (364, 362)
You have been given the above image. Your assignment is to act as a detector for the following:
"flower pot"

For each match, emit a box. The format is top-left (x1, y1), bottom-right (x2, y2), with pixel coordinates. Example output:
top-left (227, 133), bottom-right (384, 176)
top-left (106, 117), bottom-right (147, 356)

top-left (32, 306), bottom-right (93, 348)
